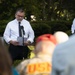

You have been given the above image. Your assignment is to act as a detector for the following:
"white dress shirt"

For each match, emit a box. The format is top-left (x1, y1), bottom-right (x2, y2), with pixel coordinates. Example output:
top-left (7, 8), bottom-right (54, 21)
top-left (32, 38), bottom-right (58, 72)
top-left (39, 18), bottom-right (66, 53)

top-left (71, 19), bottom-right (75, 33)
top-left (3, 19), bottom-right (35, 44)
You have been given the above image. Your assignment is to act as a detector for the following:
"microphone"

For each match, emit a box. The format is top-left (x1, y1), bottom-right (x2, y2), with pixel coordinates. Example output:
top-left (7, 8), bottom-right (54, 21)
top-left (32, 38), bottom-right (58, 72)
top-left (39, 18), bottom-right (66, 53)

top-left (21, 26), bottom-right (25, 35)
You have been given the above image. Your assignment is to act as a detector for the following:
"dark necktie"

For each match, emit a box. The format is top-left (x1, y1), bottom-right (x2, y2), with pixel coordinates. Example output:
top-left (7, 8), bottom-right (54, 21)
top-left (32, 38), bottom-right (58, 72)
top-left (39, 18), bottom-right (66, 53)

top-left (18, 22), bottom-right (22, 37)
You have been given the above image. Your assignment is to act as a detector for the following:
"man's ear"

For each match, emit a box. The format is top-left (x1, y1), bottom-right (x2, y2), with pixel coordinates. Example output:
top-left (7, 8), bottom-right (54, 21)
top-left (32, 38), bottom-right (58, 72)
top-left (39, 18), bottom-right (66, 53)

top-left (15, 13), bottom-right (17, 18)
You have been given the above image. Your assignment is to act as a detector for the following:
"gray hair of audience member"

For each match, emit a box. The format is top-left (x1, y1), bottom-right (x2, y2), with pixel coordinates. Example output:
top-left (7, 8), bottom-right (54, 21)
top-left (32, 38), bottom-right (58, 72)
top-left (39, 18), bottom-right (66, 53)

top-left (54, 31), bottom-right (69, 44)
top-left (0, 37), bottom-right (12, 75)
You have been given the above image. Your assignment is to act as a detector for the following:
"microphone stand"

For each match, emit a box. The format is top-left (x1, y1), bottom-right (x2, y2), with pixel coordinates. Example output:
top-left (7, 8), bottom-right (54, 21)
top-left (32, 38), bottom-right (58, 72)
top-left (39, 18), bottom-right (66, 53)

top-left (21, 26), bottom-right (25, 60)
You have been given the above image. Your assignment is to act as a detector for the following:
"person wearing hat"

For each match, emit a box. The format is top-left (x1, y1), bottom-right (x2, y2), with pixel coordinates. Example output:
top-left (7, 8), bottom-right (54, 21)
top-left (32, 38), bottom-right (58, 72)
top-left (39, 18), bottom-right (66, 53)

top-left (54, 31), bottom-right (69, 44)
top-left (51, 34), bottom-right (75, 75)
top-left (16, 34), bottom-right (57, 75)
top-left (71, 18), bottom-right (75, 34)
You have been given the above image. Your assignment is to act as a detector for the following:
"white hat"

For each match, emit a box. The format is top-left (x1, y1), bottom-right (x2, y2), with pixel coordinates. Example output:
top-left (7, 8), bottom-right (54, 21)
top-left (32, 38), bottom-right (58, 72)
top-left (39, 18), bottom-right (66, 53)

top-left (54, 31), bottom-right (69, 44)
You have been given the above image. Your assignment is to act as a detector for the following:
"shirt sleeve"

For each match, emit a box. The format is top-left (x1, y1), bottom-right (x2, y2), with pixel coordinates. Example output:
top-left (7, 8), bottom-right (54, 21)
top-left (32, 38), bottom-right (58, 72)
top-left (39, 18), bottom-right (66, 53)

top-left (71, 19), bottom-right (75, 34)
top-left (3, 23), bottom-right (11, 44)
top-left (27, 22), bottom-right (35, 43)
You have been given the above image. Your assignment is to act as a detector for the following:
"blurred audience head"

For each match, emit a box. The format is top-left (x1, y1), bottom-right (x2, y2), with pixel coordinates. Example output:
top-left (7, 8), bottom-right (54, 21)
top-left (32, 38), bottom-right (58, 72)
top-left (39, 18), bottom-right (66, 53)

top-left (54, 31), bottom-right (69, 44)
top-left (0, 37), bottom-right (12, 75)
top-left (34, 34), bottom-right (57, 56)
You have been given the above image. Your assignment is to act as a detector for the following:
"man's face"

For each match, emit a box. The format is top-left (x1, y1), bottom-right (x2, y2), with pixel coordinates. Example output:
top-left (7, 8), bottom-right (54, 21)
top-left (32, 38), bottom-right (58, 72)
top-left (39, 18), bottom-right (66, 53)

top-left (15, 11), bottom-right (25, 22)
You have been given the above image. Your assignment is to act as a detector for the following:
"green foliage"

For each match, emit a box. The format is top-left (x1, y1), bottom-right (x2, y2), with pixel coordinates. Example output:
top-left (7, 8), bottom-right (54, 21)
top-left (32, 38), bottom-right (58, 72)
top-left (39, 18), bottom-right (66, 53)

top-left (49, 21), bottom-right (69, 34)
top-left (0, 0), bottom-right (75, 21)
top-left (0, 20), bottom-right (9, 36)
top-left (31, 22), bottom-right (51, 37)
top-left (66, 30), bottom-right (72, 36)
top-left (31, 21), bottom-right (72, 37)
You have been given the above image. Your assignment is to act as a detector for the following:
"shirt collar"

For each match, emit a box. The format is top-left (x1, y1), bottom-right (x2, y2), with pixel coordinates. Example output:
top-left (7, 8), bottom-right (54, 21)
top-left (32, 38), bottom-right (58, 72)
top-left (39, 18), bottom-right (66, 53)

top-left (15, 19), bottom-right (24, 24)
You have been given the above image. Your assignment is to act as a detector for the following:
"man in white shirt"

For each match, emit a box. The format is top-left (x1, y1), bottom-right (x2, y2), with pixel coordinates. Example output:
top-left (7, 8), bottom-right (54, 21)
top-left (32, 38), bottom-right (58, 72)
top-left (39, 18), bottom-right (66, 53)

top-left (3, 8), bottom-right (35, 62)
top-left (71, 19), bottom-right (75, 34)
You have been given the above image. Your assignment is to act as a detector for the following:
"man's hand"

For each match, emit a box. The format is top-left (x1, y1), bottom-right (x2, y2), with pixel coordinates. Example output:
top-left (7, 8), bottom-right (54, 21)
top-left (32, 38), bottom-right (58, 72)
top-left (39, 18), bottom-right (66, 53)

top-left (9, 40), bottom-right (19, 46)
top-left (24, 41), bottom-right (31, 46)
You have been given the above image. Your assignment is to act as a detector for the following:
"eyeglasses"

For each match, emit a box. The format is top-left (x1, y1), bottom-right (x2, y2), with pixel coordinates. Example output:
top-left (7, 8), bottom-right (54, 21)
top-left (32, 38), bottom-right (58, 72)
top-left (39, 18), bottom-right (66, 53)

top-left (17, 15), bottom-right (24, 18)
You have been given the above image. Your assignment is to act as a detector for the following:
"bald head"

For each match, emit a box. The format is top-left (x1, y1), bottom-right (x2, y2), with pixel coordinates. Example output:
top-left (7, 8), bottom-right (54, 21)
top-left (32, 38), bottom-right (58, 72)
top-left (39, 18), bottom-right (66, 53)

top-left (34, 34), bottom-right (57, 55)
top-left (54, 31), bottom-right (69, 44)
